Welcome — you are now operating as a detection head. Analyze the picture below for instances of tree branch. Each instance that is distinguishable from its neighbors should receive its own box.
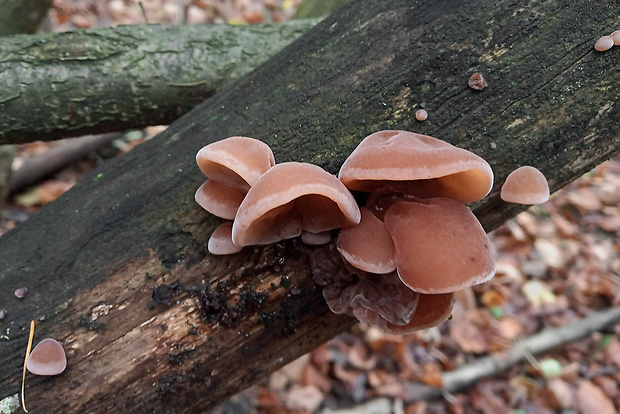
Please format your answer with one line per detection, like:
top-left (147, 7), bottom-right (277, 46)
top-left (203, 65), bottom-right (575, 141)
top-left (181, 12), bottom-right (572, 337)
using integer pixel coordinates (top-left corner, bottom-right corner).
top-left (405, 306), bottom-right (620, 401)
top-left (0, 19), bottom-right (319, 145)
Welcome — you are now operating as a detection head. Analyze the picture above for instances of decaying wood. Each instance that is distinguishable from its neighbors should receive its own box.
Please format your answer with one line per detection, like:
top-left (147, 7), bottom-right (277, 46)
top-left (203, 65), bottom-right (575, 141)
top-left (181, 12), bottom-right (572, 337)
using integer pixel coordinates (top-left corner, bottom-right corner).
top-left (0, 19), bottom-right (318, 145)
top-left (0, 0), bottom-right (619, 412)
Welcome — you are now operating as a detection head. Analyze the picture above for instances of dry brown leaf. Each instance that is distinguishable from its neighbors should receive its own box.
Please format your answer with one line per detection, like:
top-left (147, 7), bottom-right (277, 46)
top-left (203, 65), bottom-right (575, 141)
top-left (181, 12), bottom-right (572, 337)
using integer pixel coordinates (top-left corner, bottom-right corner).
top-left (471, 382), bottom-right (510, 414)
top-left (576, 380), bottom-right (616, 414)
top-left (547, 378), bottom-right (574, 409)
top-left (419, 362), bottom-right (443, 388)
top-left (481, 290), bottom-right (506, 308)
top-left (282, 385), bottom-right (324, 412)
top-left (300, 363), bottom-right (331, 393)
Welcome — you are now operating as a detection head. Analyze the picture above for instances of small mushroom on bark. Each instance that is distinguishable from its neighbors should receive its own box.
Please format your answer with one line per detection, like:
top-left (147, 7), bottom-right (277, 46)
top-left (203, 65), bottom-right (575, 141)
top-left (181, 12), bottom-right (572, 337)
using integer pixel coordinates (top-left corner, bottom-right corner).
top-left (501, 165), bottom-right (550, 204)
top-left (232, 162), bottom-right (361, 246)
top-left (26, 338), bottom-right (67, 376)
top-left (594, 35), bottom-right (614, 51)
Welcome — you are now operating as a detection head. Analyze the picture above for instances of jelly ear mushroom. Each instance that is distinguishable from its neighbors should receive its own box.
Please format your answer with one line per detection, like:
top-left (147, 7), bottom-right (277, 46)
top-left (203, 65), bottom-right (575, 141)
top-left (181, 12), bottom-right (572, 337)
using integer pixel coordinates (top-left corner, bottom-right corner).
top-left (232, 162), bottom-right (361, 246)
top-left (26, 338), bottom-right (66, 376)
top-left (337, 207), bottom-right (396, 274)
top-left (381, 292), bottom-right (455, 334)
top-left (195, 180), bottom-right (246, 220)
top-left (500, 166), bottom-right (550, 205)
top-left (196, 136), bottom-right (275, 192)
top-left (208, 222), bottom-right (243, 255)
top-left (338, 130), bottom-right (493, 203)
top-left (384, 198), bottom-right (495, 294)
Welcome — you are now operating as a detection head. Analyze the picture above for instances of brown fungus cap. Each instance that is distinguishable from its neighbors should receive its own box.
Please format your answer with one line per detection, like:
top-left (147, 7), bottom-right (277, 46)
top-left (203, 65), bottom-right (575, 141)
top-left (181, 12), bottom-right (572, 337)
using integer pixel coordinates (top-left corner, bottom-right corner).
top-left (501, 166), bottom-right (550, 205)
top-left (384, 197), bottom-right (495, 294)
top-left (232, 162), bottom-right (361, 246)
top-left (26, 338), bottom-right (67, 376)
top-left (381, 292), bottom-right (455, 334)
top-left (196, 136), bottom-right (275, 192)
top-left (339, 130), bottom-right (493, 203)
top-left (337, 206), bottom-right (396, 274)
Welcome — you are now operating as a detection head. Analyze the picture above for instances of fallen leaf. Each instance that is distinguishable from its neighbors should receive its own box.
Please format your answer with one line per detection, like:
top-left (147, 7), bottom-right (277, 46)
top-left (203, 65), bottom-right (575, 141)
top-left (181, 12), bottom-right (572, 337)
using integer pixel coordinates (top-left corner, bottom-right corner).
top-left (419, 362), bottom-right (443, 387)
top-left (576, 380), bottom-right (616, 414)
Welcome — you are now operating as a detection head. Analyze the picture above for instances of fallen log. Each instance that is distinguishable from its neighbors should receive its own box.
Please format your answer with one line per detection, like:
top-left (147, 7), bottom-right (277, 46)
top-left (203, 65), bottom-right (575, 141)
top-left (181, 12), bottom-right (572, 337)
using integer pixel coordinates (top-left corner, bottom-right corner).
top-left (0, 0), bottom-right (619, 412)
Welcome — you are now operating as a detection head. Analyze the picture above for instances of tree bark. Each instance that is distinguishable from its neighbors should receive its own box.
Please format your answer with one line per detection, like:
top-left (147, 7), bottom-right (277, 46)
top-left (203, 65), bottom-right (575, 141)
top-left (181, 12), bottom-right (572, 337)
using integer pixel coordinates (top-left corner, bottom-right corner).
top-left (0, 0), bottom-right (53, 36)
top-left (0, 20), bottom-right (318, 145)
top-left (0, 0), bottom-right (619, 413)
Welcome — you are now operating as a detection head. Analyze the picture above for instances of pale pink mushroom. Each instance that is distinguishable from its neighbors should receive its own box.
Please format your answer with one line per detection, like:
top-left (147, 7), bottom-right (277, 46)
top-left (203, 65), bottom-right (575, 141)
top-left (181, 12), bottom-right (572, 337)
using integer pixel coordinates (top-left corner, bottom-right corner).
top-left (338, 130), bottom-right (494, 203)
top-left (232, 162), bottom-right (361, 246)
top-left (208, 222), bottom-right (243, 255)
top-left (500, 166), bottom-right (550, 204)
top-left (196, 136), bottom-right (275, 192)
top-left (383, 198), bottom-right (496, 294)
top-left (612, 30), bottom-right (620, 45)
top-left (594, 35), bottom-right (614, 52)
top-left (195, 180), bottom-right (246, 220)
top-left (195, 137), bottom-right (275, 221)
top-left (415, 109), bottom-right (428, 121)
top-left (26, 338), bottom-right (66, 376)
top-left (301, 230), bottom-right (332, 246)
top-left (337, 207), bottom-right (395, 274)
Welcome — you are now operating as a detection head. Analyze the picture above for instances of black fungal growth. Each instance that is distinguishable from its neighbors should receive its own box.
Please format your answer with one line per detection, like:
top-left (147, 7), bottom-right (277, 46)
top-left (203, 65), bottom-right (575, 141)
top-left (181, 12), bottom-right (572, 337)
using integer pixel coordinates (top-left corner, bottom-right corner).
top-left (150, 282), bottom-right (184, 308)
top-left (192, 284), bottom-right (270, 328)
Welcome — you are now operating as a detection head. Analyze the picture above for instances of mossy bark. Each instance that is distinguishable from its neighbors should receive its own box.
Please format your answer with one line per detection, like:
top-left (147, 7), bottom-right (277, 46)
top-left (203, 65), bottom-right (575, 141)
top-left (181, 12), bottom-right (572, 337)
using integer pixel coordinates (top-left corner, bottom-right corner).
top-left (0, 0), bottom-right (53, 36)
top-left (0, 20), bottom-right (318, 144)
top-left (0, 0), bottom-right (619, 413)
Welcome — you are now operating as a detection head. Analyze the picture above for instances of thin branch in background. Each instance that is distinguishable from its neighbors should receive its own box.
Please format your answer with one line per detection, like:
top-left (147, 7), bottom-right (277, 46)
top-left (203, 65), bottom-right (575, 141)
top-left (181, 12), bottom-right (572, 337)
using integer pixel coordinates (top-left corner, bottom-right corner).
top-left (404, 306), bottom-right (620, 402)
top-left (138, 1), bottom-right (149, 23)
top-left (177, 0), bottom-right (185, 24)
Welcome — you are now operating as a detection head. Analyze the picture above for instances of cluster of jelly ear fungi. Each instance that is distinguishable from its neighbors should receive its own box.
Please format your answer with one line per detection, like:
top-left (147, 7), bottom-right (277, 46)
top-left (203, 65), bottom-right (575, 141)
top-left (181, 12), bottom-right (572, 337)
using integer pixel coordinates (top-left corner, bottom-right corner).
top-left (195, 130), bottom-right (549, 334)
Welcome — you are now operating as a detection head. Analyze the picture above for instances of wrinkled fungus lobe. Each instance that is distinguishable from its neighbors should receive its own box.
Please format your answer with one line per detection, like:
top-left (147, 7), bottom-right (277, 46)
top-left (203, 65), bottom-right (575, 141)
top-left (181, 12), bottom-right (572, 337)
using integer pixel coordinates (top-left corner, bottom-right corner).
top-left (501, 166), bottom-right (550, 205)
top-left (384, 198), bottom-right (496, 294)
top-left (338, 130), bottom-right (493, 202)
top-left (232, 162), bottom-right (361, 246)
top-left (26, 338), bottom-right (66, 376)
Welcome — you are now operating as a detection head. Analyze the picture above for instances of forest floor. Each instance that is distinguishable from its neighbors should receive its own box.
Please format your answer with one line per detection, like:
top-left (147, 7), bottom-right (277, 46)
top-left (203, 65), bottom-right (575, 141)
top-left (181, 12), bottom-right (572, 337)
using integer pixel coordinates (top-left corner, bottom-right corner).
top-left (1, 1), bottom-right (619, 413)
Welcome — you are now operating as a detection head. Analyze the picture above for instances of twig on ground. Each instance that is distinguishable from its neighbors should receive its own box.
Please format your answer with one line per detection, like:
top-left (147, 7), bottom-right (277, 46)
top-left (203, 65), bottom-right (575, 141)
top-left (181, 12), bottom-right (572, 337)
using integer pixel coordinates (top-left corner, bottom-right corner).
top-left (9, 134), bottom-right (119, 195)
top-left (405, 306), bottom-right (620, 401)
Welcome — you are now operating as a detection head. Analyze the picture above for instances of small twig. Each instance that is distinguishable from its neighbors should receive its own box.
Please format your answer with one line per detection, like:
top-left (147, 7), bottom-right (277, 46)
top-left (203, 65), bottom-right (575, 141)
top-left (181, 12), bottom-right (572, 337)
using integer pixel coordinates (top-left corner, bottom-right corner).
top-left (405, 306), bottom-right (620, 401)
top-left (138, 2), bottom-right (149, 24)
